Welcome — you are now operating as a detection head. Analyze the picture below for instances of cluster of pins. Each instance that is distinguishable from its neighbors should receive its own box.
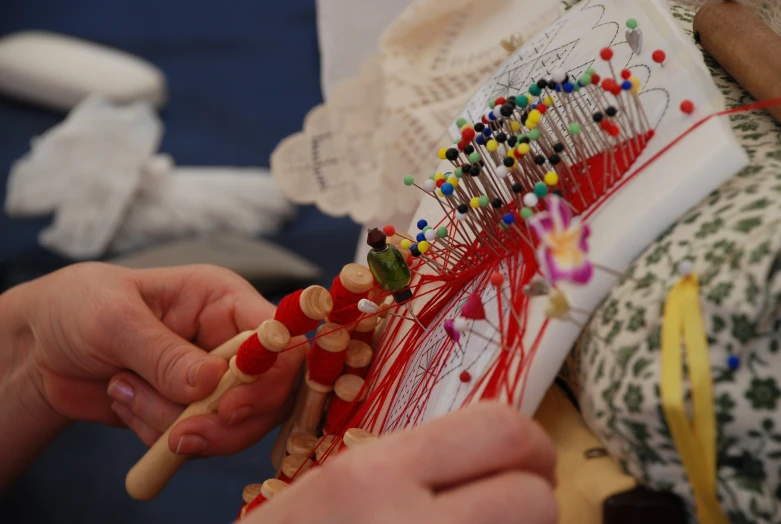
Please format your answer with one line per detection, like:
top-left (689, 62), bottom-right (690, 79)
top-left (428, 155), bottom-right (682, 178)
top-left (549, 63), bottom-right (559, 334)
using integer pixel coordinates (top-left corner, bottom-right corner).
top-left (403, 41), bottom-right (664, 269)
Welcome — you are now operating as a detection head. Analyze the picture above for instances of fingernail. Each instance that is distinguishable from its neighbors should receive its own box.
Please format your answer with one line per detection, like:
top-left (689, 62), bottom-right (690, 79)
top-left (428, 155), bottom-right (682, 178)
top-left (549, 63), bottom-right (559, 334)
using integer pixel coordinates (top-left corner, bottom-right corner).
top-left (111, 402), bottom-right (133, 424)
top-left (187, 359), bottom-right (207, 387)
top-left (229, 405), bottom-right (253, 426)
top-left (108, 380), bottom-right (135, 404)
top-left (176, 434), bottom-right (208, 455)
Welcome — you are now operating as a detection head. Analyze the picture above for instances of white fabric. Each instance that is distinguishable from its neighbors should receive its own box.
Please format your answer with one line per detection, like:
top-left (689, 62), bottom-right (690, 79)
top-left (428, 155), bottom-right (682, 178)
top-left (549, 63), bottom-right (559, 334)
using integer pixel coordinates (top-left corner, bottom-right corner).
top-left (5, 96), bottom-right (294, 259)
top-left (316, 0), bottom-right (414, 100)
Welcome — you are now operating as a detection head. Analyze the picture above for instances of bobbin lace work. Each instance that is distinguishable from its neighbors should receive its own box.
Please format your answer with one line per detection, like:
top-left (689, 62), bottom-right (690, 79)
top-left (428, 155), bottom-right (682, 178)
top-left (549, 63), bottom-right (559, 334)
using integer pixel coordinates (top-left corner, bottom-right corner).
top-left (270, 0), bottom-right (565, 224)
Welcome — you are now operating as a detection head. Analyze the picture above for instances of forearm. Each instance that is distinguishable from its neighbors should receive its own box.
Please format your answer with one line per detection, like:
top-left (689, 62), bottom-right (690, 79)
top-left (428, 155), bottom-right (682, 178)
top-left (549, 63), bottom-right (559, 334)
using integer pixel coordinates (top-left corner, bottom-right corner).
top-left (0, 282), bottom-right (68, 491)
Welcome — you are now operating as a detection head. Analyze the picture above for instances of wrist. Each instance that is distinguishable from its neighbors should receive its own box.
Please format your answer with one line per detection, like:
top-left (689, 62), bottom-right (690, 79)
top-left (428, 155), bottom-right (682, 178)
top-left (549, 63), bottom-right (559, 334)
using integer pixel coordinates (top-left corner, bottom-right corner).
top-left (0, 282), bottom-right (68, 490)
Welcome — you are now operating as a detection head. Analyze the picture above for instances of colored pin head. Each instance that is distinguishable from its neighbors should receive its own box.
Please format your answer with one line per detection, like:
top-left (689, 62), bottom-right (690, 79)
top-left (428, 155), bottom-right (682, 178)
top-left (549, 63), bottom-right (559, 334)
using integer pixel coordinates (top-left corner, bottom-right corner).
top-left (404, 175), bottom-right (415, 186)
top-left (680, 100), bottom-right (695, 115)
top-left (358, 299), bottom-right (380, 315)
top-left (462, 293), bottom-right (486, 320)
top-left (490, 272), bottom-right (504, 287)
top-left (652, 49), bottom-right (666, 64)
top-left (600, 47), bottom-right (614, 61)
top-left (383, 225), bottom-right (396, 237)
top-left (436, 227), bottom-right (448, 239)
top-left (443, 319), bottom-right (460, 343)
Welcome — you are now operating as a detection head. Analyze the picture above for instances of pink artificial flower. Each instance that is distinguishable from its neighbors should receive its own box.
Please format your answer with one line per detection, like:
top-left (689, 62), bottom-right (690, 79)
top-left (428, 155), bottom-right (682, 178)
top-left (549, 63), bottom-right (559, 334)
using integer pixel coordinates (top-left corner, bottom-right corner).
top-left (528, 195), bottom-right (593, 285)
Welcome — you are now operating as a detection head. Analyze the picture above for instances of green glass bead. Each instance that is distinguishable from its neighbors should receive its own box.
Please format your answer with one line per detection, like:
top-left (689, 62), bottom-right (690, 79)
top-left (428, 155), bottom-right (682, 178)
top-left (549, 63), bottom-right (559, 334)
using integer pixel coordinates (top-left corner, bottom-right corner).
top-left (534, 182), bottom-right (548, 197)
top-left (529, 84), bottom-right (542, 97)
top-left (436, 226), bottom-right (448, 238)
top-left (516, 96), bottom-right (529, 108)
top-left (488, 100), bottom-right (496, 109)
top-left (367, 245), bottom-right (411, 292)
top-left (529, 130), bottom-right (541, 141)
top-left (456, 117), bottom-right (467, 128)
top-left (468, 152), bottom-right (481, 163)
top-left (404, 175), bottom-right (415, 186)
top-left (586, 67), bottom-right (596, 75)
top-left (626, 18), bottom-right (638, 29)
top-left (478, 195), bottom-right (490, 207)
top-left (454, 167), bottom-right (464, 178)
top-left (569, 123), bottom-right (582, 135)
top-left (521, 207), bottom-right (533, 220)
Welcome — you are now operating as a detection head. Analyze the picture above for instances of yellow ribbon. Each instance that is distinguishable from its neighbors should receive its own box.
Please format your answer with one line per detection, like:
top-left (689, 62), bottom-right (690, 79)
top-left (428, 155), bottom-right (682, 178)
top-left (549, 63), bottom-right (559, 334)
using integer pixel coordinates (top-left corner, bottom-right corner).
top-left (660, 275), bottom-right (728, 523)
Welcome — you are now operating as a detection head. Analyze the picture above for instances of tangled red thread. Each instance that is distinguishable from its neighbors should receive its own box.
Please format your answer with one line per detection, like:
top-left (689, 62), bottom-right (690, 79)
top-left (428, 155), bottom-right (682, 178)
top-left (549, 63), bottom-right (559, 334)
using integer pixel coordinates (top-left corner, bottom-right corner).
top-left (275, 290), bottom-right (321, 336)
top-left (235, 333), bottom-right (278, 376)
top-left (328, 276), bottom-right (369, 324)
top-left (308, 343), bottom-right (347, 386)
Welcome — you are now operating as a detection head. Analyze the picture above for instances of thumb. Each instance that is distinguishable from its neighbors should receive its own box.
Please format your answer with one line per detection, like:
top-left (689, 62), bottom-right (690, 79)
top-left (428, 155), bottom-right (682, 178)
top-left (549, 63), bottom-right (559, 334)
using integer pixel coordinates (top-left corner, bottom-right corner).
top-left (116, 308), bottom-right (228, 405)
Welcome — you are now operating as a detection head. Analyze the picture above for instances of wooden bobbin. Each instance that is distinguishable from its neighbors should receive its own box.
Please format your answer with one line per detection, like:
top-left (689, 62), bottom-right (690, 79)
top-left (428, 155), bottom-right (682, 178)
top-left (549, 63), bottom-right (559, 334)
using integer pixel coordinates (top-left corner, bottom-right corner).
top-left (339, 263), bottom-right (375, 294)
top-left (286, 433), bottom-right (318, 457)
top-left (294, 373), bottom-right (334, 435)
top-left (694, 1), bottom-right (781, 125)
top-left (315, 434), bottom-right (339, 463)
top-left (342, 428), bottom-right (377, 449)
top-left (354, 314), bottom-right (378, 334)
top-left (281, 454), bottom-right (314, 479)
top-left (315, 322), bottom-right (350, 352)
top-left (125, 320), bottom-right (290, 501)
top-left (345, 340), bottom-right (373, 370)
top-left (299, 285), bottom-right (333, 321)
top-left (210, 330), bottom-right (254, 360)
top-left (333, 373), bottom-right (365, 403)
top-left (242, 483), bottom-right (264, 504)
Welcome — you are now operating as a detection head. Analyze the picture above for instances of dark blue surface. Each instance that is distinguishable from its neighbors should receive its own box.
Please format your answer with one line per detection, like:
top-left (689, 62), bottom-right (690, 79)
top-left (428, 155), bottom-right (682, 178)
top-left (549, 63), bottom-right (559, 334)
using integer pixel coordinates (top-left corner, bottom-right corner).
top-left (0, 1), bottom-right (361, 522)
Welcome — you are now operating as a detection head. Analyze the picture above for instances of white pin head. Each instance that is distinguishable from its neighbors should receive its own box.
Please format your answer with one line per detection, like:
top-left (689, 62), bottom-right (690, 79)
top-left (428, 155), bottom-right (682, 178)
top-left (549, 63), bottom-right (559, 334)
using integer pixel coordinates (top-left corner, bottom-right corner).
top-left (677, 260), bottom-right (694, 276)
top-left (358, 299), bottom-right (380, 314)
top-left (523, 193), bottom-right (539, 208)
top-left (423, 179), bottom-right (437, 192)
top-left (424, 229), bottom-right (437, 242)
top-left (496, 165), bottom-right (510, 179)
top-left (453, 317), bottom-right (468, 333)
top-left (455, 211), bottom-right (467, 222)
top-left (551, 69), bottom-right (566, 84)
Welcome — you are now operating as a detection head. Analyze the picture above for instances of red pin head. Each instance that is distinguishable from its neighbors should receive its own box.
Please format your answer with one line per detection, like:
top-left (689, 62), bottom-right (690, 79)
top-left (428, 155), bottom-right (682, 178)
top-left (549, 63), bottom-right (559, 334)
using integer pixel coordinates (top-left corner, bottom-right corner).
top-left (600, 47), bottom-right (614, 61)
top-left (680, 100), bottom-right (695, 114)
top-left (383, 225), bottom-right (396, 237)
top-left (461, 293), bottom-right (486, 320)
top-left (538, 104), bottom-right (548, 115)
top-left (461, 128), bottom-right (476, 141)
top-left (490, 272), bottom-right (505, 287)
top-left (652, 49), bottom-right (666, 64)
top-left (457, 140), bottom-right (467, 151)
top-left (495, 97), bottom-right (506, 105)
top-left (436, 178), bottom-right (445, 188)
top-left (621, 69), bottom-right (631, 80)
top-left (591, 73), bottom-right (601, 85)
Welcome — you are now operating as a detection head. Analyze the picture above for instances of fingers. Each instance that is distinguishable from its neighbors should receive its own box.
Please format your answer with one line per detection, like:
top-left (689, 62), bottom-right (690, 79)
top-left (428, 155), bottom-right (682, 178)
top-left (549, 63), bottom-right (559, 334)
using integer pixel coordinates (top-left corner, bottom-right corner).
top-left (168, 402), bottom-right (292, 455)
top-left (216, 340), bottom-right (306, 426)
top-left (40, 373), bottom-right (123, 427)
top-left (107, 372), bottom-right (183, 433)
top-left (434, 471), bottom-right (557, 524)
top-left (352, 402), bottom-right (556, 490)
top-left (110, 401), bottom-right (164, 447)
top-left (113, 305), bottom-right (229, 405)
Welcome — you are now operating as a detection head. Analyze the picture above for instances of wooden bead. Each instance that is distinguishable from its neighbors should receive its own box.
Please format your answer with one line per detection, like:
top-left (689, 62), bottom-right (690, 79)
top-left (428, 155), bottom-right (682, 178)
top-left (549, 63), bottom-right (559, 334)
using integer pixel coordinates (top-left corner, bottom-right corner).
top-left (340, 263), bottom-right (375, 294)
top-left (378, 302), bottom-right (391, 320)
top-left (342, 428), bottom-right (377, 449)
top-left (345, 340), bottom-right (373, 369)
top-left (299, 285), bottom-right (333, 321)
top-left (281, 454), bottom-right (314, 479)
top-left (257, 319), bottom-right (291, 352)
top-left (354, 315), bottom-right (378, 333)
top-left (334, 374), bottom-right (365, 402)
top-left (315, 434), bottom-right (339, 462)
top-left (286, 434), bottom-right (318, 457)
top-left (315, 322), bottom-right (350, 352)
top-left (261, 478), bottom-right (289, 500)
top-left (242, 483), bottom-right (263, 504)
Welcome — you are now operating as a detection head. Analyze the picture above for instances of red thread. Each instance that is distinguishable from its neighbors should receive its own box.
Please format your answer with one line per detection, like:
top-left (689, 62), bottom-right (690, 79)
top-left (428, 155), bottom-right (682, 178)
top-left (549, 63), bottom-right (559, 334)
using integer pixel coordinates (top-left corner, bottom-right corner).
top-left (275, 290), bottom-right (320, 336)
top-left (277, 472), bottom-right (291, 483)
top-left (323, 396), bottom-right (358, 435)
top-left (235, 333), bottom-right (278, 376)
top-left (308, 343), bottom-right (346, 386)
top-left (328, 276), bottom-right (370, 325)
top-left (351, 329), bottom-right (374, 346)
top-left (243, 493), bottom-right (267, 518)
top-left (343, 365), bottom-right (369, 378)
top-left (238, 504), bottom-right (247, 520)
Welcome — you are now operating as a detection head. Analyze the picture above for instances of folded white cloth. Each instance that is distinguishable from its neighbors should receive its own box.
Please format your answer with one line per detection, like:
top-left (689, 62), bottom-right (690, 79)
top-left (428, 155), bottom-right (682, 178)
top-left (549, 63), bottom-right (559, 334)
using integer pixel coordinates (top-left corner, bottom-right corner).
top-left (5, 95), bottom-right (294, 259)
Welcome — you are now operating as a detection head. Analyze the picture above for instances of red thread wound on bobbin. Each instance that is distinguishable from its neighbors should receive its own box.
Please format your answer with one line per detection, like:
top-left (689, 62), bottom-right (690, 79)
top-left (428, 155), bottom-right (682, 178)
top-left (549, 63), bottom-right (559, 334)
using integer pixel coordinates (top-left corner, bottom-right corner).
top-left (243, 494), bottom-right (268, 518)
top-left (343, 365), bottom-right (368, 378)
top-left (308, 343), bottom-right (346, 385)
top-left (235, 333), bottom-right (278, 376)
top-left (275, 290), bottom-right (320, 336)
top-left (328, 275), bottom-right (370, 325)
top-left (323, 396), bottom-right (359, 435)
top-left (350, 329), bottom-right (374, 346)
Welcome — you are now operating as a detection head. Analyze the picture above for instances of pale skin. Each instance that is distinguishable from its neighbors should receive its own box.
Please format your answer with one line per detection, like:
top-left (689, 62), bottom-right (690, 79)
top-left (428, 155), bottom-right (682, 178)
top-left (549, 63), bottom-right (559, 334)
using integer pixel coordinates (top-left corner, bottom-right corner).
top-left (0, 262), bottom-right (558, 523)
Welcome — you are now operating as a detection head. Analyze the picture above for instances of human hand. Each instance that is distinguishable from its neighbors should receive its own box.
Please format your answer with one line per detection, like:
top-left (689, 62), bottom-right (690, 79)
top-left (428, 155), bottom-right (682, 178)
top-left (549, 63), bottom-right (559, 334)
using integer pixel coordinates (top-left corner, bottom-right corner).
top-left (245, 402), bottom-right (558, 524)
top-left (15, 262), bottom-right (304, 456)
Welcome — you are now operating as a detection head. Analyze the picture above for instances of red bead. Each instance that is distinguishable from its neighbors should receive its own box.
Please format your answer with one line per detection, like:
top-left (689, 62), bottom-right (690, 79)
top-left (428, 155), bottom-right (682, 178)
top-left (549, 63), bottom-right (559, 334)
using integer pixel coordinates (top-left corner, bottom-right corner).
top-left (462, 128), bottom-right (476, 141)
top-left (621, 69), bottom-right (631, 80)
top-left (481, 115), bottom-right (490, 125)
top-left (459, 371), bottom-right (472, 383)
top-left (383, 225), bottom-right (395, 237)
top-left (591, 73), bottom-right (601, 85)
top-left (457, 140), bottom-right (467, 151)
top-left (495, 97), bottom-right (506, 105)
top-left (436, 178), bottom-right (445, 188)
top-left (490, 272), bottom-right (505, 287)
top-left (513, 148), bottom-right (524, 159)
top-left (609, 124), bottom-right (621, 137)
top-left (601, 78), bottom-right (615, 90)
top-left (538, 105), bottom-right (548, 115)
top-left (600, 120), bottom-right (611, 131)
top-left (652, 50), bottom-right (666, 63)
top-left (610, 84), bottom-right (622, 96)
top-left (680, 100), bottom-right (695, 114)
top-left (600, 47), bottom-right (614, 61)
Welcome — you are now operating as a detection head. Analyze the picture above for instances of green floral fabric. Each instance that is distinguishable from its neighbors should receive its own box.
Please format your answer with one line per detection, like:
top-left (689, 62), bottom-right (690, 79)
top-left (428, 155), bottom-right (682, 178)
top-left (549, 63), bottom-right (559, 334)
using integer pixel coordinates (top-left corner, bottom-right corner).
top-left (572, 4), bottom-right (781, 522)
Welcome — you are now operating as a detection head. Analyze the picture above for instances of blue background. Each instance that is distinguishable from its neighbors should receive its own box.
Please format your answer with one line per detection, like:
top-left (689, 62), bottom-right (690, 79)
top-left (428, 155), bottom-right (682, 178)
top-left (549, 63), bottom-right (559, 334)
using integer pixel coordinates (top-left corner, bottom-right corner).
top-left (0, 1), bottom-right (361, 521)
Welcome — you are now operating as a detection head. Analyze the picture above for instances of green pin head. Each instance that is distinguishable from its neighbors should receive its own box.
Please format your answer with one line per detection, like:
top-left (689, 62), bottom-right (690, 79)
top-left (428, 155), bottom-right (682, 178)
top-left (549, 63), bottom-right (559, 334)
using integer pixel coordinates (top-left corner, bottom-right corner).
top-left (436, 226), bottom-right (448, 239)
top-left (468, 152), bottom-right (482, 164)
top-left (516, 95), bottom-right (529, 108)
top-left (534, 182), bottom-right (548, 198)
top-left (404, 175), bottom-right (415, 186)
top-left (529, 84), bottom-right (542, 97)
top-left (521, 207), bottom-right (534, 220)
top-left (456, 117), bottom-right (467, 128)
top-left (568, 123), bottom-right (582, 136)
top-left (586, 67), bottom-right (597, 75)
top-left (478, 195), bottom-right (490, 208)
top-left (488, 100), bottom-right (496, 109)
top-left (454, 167), bottom-right (464, 178)
top-left (626, 18), bottom-right (638, 30)
top-left (529, 129), bottom-right (541, 141)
